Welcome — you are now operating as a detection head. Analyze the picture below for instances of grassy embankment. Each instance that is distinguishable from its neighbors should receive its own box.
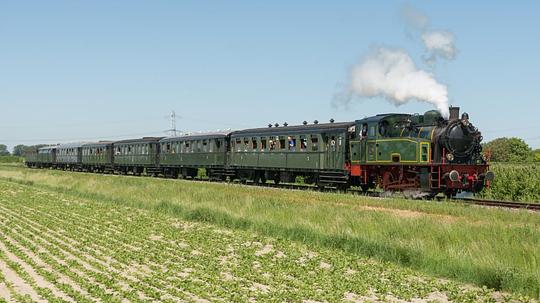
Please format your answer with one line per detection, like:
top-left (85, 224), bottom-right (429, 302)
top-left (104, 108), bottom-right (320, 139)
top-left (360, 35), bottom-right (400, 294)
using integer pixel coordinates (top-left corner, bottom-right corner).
top-left (0, 164), bottom-right (539, 299)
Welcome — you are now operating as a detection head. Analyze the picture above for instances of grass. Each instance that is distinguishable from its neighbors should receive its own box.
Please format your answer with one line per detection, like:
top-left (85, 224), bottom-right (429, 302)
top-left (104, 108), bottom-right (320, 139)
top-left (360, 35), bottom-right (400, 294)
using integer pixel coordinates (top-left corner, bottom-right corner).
top-left (1, 179), bottom-right (529, 302)
top-left (1, 165), bottom-right (540, 299)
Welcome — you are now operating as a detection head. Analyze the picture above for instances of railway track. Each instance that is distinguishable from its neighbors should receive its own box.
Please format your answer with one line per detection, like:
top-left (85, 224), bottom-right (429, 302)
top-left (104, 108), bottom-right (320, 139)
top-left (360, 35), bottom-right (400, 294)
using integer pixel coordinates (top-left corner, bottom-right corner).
top-left (456, 198), bottom-right (540, 211)
top-left (235, 179), bottom-right (540, 211)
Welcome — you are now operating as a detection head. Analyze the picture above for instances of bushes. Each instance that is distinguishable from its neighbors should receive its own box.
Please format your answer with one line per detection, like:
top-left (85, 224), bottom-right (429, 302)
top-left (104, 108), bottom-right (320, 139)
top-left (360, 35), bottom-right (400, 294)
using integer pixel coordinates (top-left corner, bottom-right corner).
top-left (480, 163), bottom-right (540, 202)
top-left (0, 156), bottom-right (23, 163)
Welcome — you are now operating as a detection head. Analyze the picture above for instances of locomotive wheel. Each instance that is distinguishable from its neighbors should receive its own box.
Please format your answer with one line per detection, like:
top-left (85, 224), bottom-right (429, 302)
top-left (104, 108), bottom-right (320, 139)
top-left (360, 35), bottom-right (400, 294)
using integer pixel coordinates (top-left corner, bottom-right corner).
top-left (360, 184), bottom-right (371, 192)
top-left (382, 171), bottom-right (396, 190)
top-left (445, 189), bottom-right (457, 199)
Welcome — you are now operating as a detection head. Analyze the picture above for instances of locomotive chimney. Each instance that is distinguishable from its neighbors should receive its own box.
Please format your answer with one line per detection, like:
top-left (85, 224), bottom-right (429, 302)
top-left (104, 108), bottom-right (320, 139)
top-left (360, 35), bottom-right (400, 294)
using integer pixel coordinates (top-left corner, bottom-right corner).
top-left (449, 106), bottom-right (460, 120)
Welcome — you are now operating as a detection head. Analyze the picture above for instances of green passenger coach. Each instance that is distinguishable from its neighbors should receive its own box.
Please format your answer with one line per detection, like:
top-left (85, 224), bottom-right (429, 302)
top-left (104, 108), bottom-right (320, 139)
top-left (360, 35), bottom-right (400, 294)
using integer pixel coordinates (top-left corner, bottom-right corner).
top-left (229, 121), bottom-right (354, 186)
top-left (56, 143), bottom-right (84, 169)
top-left (159, 132), bottom-right (229, 179)
top-left (24, 148), bottom-right (38, 167)
top-left (37, 146), bottom-right (57, 168)
top-left (113, 137), bottom-right (162, 175)
top-left (81, 141), bottom-right (114, 172)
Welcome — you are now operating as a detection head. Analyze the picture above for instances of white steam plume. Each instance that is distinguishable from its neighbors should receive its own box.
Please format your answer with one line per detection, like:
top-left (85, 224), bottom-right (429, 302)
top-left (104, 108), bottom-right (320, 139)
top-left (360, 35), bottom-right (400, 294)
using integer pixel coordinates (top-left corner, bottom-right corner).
top-left (400, 5), bottom-right (458, 63)
top-left (401, 4), bottom-right (430, 31)
top-left (421, 31), bottom-right (457, 62)
top-left (349, 47), bottom-right (449, 118)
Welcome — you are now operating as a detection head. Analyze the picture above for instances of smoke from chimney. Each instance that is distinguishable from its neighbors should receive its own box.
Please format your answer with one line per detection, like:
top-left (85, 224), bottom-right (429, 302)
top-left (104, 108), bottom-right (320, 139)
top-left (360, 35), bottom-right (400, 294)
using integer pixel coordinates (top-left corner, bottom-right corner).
top-left (401, 5), bottom-right (458, 64)
top-left (333, 5), bottom-right (456, 119)
top-left (347, 47), bottom-right (450, 119)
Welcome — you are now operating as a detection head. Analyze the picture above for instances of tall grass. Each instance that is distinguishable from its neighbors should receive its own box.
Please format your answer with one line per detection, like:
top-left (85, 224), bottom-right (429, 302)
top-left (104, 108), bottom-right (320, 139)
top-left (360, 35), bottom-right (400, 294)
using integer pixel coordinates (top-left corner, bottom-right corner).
top-left (0, 165), bottom-right (539, 298)
top-left (481, 163), bottom-right (540, 202)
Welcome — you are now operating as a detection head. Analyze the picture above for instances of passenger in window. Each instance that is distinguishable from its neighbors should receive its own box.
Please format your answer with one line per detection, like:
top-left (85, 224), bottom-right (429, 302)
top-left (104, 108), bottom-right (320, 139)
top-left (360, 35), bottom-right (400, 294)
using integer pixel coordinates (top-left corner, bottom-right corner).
top-left (288, 136), bottom-right (296, 151)
top-left (300, 138), bottom-right (307, 150)
top-left (361, 124), bottom-right (368, 139)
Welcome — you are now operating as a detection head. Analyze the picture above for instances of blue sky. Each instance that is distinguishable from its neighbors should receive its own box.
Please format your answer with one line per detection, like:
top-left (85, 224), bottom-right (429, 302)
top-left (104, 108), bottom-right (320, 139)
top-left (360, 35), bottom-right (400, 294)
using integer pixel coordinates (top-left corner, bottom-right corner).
top-left (1, 1), bottom-right (539, 150)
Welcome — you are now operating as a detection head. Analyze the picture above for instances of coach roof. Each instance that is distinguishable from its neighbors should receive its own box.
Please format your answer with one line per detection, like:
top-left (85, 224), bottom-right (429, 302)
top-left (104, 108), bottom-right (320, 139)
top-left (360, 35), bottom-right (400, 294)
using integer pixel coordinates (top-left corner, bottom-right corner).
top-left (160, 131), bottom-right (230, 143)
top-left (82, 141), bottom-right (114, 148)
top-left (38, 145), bottom-right (58, 151)
top-left (57, 142), bottom-right (88, 149)
top-left (113, 137), bottom-right (164, 144)
top-left (231, 121), bottom-right (354, 137)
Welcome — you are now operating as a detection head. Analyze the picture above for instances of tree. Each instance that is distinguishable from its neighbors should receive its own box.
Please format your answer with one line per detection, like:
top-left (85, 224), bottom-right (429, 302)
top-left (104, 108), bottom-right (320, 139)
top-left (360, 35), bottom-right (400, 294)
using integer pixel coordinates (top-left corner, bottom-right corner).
top-left (483, 137), bottom-right (531, 162)
top-left (12, 144), bottom-right (28, 157)
top-left (0, 144), bottom-right (10, 156)
top-left (533, 149), bottom-right (540, 162)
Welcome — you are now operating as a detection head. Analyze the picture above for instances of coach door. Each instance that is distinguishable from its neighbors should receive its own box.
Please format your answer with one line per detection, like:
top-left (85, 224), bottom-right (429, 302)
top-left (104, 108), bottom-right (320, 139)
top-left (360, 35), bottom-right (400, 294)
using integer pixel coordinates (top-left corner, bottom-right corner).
top-left (324, 133), bottom-right (341, 169)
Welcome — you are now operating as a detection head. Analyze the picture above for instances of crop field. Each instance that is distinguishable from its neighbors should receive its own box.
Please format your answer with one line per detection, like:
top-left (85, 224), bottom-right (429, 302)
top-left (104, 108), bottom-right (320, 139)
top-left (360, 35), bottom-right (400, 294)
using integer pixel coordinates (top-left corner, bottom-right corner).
top-left (0, 165), bottom-right (539, 302)
top-left (2, 180), bottom-right (530, 302)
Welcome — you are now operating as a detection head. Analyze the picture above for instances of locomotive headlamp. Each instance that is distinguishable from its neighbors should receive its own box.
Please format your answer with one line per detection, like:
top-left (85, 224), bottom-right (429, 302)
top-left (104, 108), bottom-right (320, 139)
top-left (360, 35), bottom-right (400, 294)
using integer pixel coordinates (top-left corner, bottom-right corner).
top-left (446, 153), bottom-right (454, 161)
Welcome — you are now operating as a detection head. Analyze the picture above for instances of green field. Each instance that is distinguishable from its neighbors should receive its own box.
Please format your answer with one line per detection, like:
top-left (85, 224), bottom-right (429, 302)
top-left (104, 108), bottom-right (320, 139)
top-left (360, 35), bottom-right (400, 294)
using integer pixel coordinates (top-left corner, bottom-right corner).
top-left (0, 165), bottom-right (539, 302)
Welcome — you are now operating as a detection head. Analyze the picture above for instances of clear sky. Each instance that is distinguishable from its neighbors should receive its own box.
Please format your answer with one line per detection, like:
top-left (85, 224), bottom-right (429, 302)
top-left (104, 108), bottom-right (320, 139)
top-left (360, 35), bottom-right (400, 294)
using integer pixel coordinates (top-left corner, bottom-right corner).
top-left (1, 1), bottom-right (539, 150)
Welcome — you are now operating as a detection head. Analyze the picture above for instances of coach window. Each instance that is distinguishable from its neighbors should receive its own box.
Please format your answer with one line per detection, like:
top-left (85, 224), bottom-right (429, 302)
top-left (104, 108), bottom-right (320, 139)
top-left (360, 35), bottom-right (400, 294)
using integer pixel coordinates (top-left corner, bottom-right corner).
top-left (261, 138), bottom-right (267, 150)
top-left (203, 140), bottom-right (208, 152)
top-left (330, 136), bottom-right (337, 151)
top-left (215, 139), bottom-right (222, 151)
top-left (288, 136), bottom-right (296, 151)
top-left (242, 138), bottom-right (249, 151)
top-left (279, 137), bottom-right (286, 150)
top-left (251, 137), bottom-right (257, 151)
top-left (300, 136), bottom-right (307, 151)
top-left (311, 136), bottom-right (319, 151)
top-left (235, 139), bottom-right (241, 152)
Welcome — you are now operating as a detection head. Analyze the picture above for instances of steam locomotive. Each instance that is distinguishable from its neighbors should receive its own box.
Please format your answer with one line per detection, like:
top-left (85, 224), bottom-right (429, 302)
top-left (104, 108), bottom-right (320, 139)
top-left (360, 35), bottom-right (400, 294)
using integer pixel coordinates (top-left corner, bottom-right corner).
top-left (24, 106), bottom-right (493, 198)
